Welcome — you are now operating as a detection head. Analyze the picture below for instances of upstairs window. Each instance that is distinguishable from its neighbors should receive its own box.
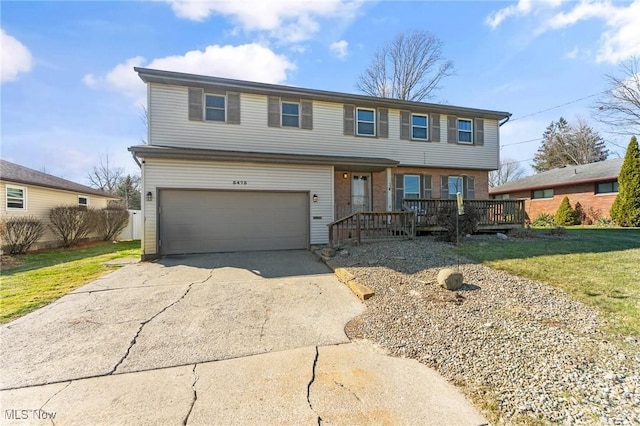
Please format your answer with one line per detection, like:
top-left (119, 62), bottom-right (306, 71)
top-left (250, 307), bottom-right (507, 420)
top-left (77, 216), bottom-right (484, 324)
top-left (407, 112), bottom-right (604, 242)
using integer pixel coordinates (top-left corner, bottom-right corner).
top-left (596, 181), bottom-right (618, 194)
top-left (412, 114), bottom-right (428, 140)
top-left (532, 189), bottom-right (554, 199)
top-left (6, 186), bottom-right (25, 210)
top-left (78, 196), bottom-right (89, 210)
top-left (281, 102), bottom-right (300, 128)
top-left (356, 108), bottom-right (376, 136)
top-left (205, 94), bottom-right (225, 122)
top-left (458, 119), bottom-right (473, 144)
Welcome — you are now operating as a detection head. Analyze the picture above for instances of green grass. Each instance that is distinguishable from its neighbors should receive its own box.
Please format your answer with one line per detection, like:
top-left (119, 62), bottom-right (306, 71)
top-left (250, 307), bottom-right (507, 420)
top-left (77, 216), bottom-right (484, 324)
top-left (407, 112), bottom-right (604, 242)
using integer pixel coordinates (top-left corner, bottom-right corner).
top-left (460, 228), bottom-right (640, 336)
top-left (0, 240), bottom-right (141, 324)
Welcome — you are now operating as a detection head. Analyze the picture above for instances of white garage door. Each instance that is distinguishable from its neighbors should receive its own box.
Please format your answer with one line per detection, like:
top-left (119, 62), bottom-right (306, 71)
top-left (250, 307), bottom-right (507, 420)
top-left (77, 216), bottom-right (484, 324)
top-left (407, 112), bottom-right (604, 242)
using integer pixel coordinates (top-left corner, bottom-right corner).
top-left (159, 190), bottom-right (308, 254)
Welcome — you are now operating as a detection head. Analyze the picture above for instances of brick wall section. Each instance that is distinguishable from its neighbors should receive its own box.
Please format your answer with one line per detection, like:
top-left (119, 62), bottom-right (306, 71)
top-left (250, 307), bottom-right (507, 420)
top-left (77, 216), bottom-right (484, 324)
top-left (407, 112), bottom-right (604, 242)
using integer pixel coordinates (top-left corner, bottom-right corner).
top-left (506, 182), bottom-right (617, 222)
top-left (334, 168), bottom-right (489, 217)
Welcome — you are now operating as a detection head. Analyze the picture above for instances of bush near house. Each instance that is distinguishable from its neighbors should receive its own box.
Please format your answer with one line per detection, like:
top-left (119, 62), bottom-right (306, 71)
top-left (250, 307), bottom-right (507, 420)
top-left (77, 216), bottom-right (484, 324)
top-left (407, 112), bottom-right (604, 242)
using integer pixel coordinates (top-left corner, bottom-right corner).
top-left (49, 206), bottom-right (100, 248)
top-left (95, 207), bottom-right (129, 241)
top-left (555, 196), bottom-right (579, 226)
top-left (531, 213), bottom-right (555, 227)
top-left (0, 217), bottom-right (46, 254)
top-left (610, 135), bottom-right (640, 227)
top-left (435, 203), bottom-right (480, 242)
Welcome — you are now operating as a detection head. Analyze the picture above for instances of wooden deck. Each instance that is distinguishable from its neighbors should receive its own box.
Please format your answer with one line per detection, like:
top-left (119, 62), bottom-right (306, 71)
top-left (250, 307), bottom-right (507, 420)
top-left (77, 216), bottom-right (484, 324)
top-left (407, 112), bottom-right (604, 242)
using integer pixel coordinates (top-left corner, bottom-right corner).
top-left (328, 211), bottom-right (416, 247)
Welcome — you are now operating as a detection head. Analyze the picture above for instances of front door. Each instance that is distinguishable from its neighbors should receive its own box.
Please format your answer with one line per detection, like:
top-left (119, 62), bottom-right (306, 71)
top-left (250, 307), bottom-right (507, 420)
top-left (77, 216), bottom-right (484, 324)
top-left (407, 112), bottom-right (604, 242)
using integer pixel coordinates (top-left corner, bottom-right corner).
top-left (351, 174), bottom-right (371, 213)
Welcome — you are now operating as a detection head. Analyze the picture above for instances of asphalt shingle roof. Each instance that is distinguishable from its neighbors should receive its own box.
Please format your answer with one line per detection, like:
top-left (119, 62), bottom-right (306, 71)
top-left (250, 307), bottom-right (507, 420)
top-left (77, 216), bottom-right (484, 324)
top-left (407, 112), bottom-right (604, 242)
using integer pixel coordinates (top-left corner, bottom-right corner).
top-left (0, 159), bottom-right (117, 199)
top-left (490, 158), bottom-right (623, 195)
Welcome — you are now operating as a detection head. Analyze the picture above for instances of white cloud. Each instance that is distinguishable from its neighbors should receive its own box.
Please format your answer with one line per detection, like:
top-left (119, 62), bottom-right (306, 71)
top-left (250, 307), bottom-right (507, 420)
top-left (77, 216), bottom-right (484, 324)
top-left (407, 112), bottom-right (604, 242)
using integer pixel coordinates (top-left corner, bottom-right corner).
top-left (163, 0), bottom-right (362, 43)
top-left (329, 40), bottom-right (348, 59)
top-left (565, 46), bottom-right (579, 59)
top-left (83, 43), bottom-right (295, 106)
top-left (486, 0), bottom-right (640, 64)
top-left (1, 29), bottom-right (33, 83)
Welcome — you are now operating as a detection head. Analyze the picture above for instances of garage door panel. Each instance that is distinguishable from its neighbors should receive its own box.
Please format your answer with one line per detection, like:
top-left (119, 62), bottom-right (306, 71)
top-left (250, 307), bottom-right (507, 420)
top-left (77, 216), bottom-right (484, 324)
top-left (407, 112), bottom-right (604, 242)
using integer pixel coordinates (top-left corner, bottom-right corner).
top-left (159, 190), bottom-right (308, 254)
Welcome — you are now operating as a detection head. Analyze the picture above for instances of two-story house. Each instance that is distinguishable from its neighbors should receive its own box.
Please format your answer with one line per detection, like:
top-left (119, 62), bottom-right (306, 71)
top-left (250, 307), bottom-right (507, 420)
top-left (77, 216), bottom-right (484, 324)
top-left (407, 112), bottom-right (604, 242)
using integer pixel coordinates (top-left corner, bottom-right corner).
top-left (130, 67), bottom-right (510, 259)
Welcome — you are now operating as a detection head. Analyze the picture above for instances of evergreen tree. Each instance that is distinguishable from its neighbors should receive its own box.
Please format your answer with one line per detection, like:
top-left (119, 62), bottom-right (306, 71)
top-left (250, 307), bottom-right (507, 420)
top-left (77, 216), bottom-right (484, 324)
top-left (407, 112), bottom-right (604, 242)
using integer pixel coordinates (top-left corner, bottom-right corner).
top-left (533, 117), bottom-right (609, 172)
top-left (554, 196), bottom-right (578, 226)
top-left (115, 175), bottom-right (142, 210)
top-left (610, 136), bottom-right (640, 227)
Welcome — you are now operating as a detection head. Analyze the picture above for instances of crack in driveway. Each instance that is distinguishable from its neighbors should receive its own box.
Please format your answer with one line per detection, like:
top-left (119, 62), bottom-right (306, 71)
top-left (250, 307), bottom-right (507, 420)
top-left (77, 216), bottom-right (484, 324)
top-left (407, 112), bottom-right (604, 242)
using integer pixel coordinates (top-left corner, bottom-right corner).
top-left (183, 364), bottom-right (199, 425)
top-left (306, 346), bottom-right (323, 425)
top-left (108, 272), bottom-right (213, 375)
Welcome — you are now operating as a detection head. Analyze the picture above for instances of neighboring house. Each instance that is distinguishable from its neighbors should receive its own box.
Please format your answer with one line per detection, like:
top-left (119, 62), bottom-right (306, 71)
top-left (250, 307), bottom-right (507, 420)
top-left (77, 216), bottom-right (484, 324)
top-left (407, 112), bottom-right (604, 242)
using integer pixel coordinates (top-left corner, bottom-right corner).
top-left (129, 67), bottom-right (511, 259)
top-left (0, 160), bottom-right (118, 250)
top-left (489, 158), bottom-right (623, 222)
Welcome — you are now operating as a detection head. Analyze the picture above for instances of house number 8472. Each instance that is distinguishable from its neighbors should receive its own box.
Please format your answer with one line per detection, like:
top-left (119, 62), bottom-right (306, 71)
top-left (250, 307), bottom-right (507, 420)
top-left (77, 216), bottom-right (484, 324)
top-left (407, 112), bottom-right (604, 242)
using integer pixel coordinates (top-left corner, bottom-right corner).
top-left (233, 180), bottom-right (248, 185)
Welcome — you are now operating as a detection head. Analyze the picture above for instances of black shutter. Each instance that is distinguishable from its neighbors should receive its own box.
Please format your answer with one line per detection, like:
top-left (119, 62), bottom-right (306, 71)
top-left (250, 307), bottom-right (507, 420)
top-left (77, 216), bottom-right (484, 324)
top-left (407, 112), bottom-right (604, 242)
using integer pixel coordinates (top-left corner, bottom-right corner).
top-left (268, 96), bottom-right (280, 127)
top-left (344, 104), bottom-right (355, 135)
top-left (395, 174), bottom-right (404, 210)
top-left (378, 108), bottom-right (388, 138)
top-left (430, 114), bottom-right (440, 142)
top-left (440, 175), bottom-right (449, 199)
top-left (188, 88), bottom-right (203, 121)
top-left (474, 119), bottom-right (484, 146)
top-left (227, 92), bottom-right (240, 124)
top-left (400, 111), bottom-right (410, 140)
top-left (423, 174), bottom-right (432, 198)
top-left (301, 100), bottom-right (313, 130)
top-left (465, 176), bottom-right (475, 199)
top-left (447, 116), bottom-right (457, 144)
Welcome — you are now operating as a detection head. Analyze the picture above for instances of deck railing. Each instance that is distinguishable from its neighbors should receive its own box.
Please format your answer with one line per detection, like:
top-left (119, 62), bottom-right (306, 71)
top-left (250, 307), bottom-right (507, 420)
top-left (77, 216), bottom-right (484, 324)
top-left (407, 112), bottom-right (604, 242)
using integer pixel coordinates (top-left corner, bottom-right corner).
top-left (328, 211), bottom-right (416, 247)
top-left (401, 199), bottom-right (526, 228)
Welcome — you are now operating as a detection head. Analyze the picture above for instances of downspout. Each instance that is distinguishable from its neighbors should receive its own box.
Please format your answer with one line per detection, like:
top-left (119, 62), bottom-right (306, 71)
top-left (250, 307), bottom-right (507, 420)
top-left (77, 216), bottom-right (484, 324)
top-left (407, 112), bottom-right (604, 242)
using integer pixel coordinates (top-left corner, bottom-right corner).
top-left (131, 151), bottom-right (142, 168)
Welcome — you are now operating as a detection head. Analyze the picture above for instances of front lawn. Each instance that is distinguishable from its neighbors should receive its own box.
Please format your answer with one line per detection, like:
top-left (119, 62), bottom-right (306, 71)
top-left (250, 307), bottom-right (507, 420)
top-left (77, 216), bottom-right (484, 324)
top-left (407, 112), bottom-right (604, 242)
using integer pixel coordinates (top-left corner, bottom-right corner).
top-left (460, 228), bottom-right (640, 336)
top-left (0, 240), bottom-right (141, 324)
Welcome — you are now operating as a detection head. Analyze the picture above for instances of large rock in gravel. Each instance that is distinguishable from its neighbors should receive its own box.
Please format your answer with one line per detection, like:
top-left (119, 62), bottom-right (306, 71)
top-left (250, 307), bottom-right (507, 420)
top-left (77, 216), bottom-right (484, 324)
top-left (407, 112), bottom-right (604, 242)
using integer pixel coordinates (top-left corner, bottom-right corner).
top-left (438, 268), bottom-right (464, 290)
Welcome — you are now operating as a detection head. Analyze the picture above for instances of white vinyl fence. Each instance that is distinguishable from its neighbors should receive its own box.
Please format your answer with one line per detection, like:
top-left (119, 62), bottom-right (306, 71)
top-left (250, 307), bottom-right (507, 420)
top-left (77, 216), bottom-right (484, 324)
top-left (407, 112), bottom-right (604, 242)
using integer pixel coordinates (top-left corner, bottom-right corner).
top-left (117, 210), bottom-right (142, 240)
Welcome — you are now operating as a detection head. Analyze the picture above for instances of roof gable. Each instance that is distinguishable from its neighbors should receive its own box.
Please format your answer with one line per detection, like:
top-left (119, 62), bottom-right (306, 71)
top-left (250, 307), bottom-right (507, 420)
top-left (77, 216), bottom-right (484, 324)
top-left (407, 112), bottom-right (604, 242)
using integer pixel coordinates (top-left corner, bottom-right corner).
top-left (0, 160), bottom-right (117, 199)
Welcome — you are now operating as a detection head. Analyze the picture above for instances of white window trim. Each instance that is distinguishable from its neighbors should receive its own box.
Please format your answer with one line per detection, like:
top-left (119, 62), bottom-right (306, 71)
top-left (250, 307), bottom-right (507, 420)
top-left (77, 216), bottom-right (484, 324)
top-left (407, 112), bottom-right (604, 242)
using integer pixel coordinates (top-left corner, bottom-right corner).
top-left (78, 196), bottom-right (89, 208)
top-left (281, 101), bottom-right (300, 128)
top-left (458, 118), bottom-right (473, 144)
top-left (448, 176), bottom-right (464, 199)
top-left (6, 185), bottom-right (27, 211)
top-left (404, 175), bottom-right (421, 199)
top-left (411, 113), bottom-right (429, 141)
top-left (356, 107), bottom-right (376, 137)
top-left (204, 93), bottom-right (226, 122)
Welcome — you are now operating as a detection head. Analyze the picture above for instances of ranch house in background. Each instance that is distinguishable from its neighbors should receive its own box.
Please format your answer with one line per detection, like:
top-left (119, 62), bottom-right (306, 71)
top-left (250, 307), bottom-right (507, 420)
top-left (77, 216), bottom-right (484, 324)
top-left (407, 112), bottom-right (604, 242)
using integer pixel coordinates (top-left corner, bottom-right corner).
top-left (130, 67), bottom-right (516, 259)
top-left (489, 158), bottom-right (623, 223)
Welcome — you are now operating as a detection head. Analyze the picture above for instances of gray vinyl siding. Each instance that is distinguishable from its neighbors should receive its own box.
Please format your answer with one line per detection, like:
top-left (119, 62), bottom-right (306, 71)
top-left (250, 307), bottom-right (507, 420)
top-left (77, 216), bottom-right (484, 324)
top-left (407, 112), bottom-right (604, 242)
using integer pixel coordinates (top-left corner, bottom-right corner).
top-left (141, 158), bottom-right (333, 256)
top-left (148, 84), bottom-right (500, 170)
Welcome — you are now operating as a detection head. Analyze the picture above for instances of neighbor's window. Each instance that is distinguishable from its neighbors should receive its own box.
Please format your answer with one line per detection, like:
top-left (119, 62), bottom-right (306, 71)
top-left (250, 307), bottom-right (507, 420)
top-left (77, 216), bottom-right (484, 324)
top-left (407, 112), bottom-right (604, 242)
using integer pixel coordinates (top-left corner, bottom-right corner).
top-left (596, 181), bottom-right (619, 194)
top-left (448, 176), bottom-right (464, 199)
top-left (6, 186), bottom-right (25, 210)
top-left (412, 114), bottom-right (428, 140)
top-left (356, 108), bottom-right (376, 136)
top-left (532, 189), bottom-right (554, 199)
top-left (281, 102), bottom-right (300, 128)
top-left (458, 119), bottom-right (473, 144)
top-left (493, 194), bottom-right (511, 200)
top-left (404, 175), bottom-right (421, 199)
top-left (205, 94), bottom-right (225, 122)
top-left (78, 196), bottom-right (88, 210)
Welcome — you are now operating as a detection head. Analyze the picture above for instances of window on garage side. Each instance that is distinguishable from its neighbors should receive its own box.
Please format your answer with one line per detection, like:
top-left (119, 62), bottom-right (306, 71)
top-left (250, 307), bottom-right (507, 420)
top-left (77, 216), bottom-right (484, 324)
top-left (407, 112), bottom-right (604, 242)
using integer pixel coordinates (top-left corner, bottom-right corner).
top-left (6, 186), bottom-right (26, 210)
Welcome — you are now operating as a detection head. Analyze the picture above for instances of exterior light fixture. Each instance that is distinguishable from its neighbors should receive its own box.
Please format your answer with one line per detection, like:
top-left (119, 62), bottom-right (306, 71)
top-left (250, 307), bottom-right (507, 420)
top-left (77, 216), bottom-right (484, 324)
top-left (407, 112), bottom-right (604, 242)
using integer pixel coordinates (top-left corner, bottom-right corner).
top-left (312, 194), bottom-right (318, 203)
top-left (343, 172), bottom-right (349, 179)
top-left (146, 191), bottom-right (153, 202)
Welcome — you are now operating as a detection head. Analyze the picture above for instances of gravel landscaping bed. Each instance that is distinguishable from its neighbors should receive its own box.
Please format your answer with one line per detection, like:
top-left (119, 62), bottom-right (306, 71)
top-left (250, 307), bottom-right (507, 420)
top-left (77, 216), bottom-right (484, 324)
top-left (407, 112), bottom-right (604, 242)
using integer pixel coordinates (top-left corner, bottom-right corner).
top-left (327, 237), bottom-right (640, 425)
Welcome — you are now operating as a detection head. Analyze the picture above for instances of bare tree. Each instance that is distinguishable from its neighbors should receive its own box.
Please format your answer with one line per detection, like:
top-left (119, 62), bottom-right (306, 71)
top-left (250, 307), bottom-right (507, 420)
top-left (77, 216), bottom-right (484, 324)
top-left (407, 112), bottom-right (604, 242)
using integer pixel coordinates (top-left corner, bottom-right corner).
top-left (356, 31), bottom-right (454, 101)
top-left (87, 153), bottom-right (123, 193)
top-left (489, 158), bottom-right (526, 188)
top-left (593, 56), bottom-right (640, 135)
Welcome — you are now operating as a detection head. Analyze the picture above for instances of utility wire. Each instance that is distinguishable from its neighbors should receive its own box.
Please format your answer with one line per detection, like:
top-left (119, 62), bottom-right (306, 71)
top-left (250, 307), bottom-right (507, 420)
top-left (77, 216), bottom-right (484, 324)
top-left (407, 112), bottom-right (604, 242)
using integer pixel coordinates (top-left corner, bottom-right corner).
top-left (508, 90), bottom-right (608, 122)
top-left (501, 137), bottom-right (542, 148)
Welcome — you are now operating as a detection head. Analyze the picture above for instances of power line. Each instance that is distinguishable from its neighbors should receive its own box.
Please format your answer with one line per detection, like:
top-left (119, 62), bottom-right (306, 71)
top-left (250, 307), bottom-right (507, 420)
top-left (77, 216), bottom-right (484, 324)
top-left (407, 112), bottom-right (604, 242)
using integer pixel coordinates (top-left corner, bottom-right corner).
top-left (501, 137), bottom-right (542, 148)
top-left (508, 90), bottom-right (608, 122)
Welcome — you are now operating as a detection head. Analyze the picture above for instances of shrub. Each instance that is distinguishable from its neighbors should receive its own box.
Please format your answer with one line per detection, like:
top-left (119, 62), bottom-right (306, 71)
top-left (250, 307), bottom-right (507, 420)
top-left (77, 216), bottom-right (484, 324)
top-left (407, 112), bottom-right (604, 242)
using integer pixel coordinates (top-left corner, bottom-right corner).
top-left (531, 213), bottom-right (555, 228)
top-left (95, 207), bottom-right (129, 241)
top-left (594, 216), bottom-right (615, 227)
top-left (0, 216), bottom-right (45, 254)
top-left (49, 206), bottom-right (99, 248)
top-left (554, 196), bottom-right (578, 226)
top-left (611, 136), bottom-right (640, 227)
top-left (435, 203), bottom-right (480, 242)
top-left (508, 227), bottom-right (535, 239)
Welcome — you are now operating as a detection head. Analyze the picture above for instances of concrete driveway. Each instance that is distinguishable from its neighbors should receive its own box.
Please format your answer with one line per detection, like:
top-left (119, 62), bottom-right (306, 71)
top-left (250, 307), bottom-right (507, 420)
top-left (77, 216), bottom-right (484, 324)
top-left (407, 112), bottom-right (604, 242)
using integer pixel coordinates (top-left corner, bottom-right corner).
top-left (0, 251), bottom-right (487, 425)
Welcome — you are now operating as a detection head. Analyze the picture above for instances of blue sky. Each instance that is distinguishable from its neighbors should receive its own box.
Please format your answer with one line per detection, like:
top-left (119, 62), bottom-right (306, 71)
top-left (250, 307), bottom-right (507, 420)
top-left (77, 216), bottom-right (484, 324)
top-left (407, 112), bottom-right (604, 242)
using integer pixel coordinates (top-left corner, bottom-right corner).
top-left (2, 0), bottom-right (639, 184)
